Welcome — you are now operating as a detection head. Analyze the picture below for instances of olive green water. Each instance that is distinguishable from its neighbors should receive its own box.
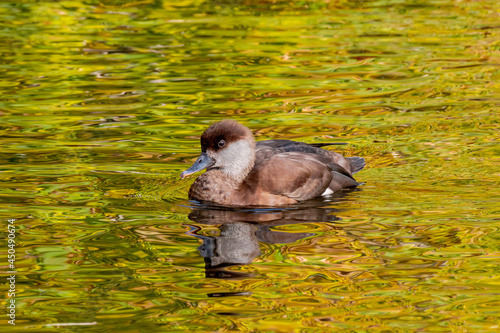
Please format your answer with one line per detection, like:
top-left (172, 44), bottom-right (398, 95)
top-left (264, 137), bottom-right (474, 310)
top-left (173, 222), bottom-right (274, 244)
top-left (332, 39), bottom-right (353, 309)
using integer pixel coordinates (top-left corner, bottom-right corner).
top-left (1, 0), bottom-right (499, 332)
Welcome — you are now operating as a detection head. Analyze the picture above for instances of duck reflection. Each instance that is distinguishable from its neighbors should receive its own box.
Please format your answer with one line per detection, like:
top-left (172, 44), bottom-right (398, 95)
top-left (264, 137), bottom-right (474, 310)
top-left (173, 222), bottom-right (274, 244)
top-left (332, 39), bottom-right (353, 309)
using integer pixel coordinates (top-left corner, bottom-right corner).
top-left (184, 196), bottom-right (345, 280)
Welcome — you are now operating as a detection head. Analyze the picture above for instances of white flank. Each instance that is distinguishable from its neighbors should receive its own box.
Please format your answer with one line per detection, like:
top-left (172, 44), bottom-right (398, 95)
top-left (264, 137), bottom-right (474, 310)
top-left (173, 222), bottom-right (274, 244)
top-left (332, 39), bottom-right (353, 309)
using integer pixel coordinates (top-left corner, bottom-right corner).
top-left (322, 188), bottom-right (334, 196)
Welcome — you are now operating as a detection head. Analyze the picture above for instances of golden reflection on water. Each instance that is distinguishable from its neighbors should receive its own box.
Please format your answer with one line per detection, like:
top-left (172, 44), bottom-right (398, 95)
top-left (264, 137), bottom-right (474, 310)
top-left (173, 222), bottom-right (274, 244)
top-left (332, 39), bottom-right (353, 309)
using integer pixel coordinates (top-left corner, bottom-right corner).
top-left (0, 0), bottom-right (499, 331)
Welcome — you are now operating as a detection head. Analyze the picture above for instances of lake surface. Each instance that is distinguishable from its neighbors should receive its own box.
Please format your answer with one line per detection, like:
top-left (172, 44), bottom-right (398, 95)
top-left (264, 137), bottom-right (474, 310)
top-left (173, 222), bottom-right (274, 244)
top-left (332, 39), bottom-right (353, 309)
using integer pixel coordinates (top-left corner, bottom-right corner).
top-left (1, 0), bottom-right (499, 331)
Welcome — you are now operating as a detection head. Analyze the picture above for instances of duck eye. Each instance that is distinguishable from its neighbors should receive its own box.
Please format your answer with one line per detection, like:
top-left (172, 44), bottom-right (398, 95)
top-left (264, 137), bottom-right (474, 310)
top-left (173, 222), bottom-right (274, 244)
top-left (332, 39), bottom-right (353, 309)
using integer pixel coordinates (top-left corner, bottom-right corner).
top-left (218, 140), bottom-right (225, 148)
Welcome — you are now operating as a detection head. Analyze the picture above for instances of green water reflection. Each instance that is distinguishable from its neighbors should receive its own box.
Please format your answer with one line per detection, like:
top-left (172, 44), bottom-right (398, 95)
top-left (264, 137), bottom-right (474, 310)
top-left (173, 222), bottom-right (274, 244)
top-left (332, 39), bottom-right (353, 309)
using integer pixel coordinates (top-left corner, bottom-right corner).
top-left (0, 0), bottom-right (499, 331)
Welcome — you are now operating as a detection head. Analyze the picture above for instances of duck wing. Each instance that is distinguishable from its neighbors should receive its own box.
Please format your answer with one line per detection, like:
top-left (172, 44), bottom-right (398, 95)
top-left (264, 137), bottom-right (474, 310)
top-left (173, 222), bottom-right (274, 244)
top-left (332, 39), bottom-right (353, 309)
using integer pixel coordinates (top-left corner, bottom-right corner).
top-left (245, 152), bottom-right (350, 201)
top-left (255, 139), bottom-right (364, 175)
top-left (256, 140), bottom-right (345, 161)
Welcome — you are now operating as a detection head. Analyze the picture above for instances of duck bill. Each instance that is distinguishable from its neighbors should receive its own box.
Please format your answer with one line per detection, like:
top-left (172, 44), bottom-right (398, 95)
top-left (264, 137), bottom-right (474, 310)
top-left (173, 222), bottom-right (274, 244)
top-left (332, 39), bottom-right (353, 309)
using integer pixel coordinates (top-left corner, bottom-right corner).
top-left (180, 152), bottom-right (215, 179)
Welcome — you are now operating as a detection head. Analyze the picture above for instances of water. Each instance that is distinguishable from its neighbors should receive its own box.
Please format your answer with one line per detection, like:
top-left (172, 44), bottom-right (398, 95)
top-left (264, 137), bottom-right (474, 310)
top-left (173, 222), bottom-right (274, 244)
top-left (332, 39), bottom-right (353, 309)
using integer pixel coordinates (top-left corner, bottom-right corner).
top-left (1, 0), bottom-right (499, 331)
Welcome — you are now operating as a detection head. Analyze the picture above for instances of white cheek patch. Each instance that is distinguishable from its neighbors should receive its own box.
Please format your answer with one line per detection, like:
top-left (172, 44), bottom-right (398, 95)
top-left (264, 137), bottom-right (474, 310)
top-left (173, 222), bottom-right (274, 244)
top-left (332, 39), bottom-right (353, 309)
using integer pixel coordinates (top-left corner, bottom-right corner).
top-left (214, 140), bottom-right (254, 181)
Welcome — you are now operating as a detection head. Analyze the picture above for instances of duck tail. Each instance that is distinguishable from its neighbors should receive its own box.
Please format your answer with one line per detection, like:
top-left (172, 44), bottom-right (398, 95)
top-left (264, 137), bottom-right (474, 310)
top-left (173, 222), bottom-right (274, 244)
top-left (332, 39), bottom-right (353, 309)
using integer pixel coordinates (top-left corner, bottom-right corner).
top-left (346, 156), bottom-right (365, 174)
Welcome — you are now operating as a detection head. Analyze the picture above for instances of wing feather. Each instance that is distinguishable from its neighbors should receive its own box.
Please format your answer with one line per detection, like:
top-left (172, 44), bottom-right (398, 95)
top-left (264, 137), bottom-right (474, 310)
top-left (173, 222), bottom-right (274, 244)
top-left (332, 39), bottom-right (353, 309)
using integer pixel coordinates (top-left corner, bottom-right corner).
top-left (245, 152), bottom-right (333, 201)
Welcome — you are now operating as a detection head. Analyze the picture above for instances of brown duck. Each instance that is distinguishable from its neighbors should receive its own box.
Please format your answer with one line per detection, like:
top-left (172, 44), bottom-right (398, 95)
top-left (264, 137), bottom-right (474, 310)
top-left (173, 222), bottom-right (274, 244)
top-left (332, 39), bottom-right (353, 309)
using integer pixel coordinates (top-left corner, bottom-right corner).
top-left (181, 120), bottom-right (365, 206)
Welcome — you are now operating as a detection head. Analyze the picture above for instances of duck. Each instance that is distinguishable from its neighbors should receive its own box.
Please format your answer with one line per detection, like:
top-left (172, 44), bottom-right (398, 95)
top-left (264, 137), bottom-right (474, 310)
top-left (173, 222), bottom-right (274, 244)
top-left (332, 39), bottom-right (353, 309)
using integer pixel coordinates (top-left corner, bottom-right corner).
top-left (180, 120), bottom-right (365, 207)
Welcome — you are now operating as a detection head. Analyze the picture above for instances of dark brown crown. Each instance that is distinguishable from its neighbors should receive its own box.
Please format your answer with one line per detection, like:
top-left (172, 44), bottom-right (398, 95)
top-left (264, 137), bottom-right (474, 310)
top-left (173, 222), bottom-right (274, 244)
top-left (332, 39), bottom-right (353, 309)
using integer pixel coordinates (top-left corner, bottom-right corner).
top-left (200, 120), bottom-right (253, 152)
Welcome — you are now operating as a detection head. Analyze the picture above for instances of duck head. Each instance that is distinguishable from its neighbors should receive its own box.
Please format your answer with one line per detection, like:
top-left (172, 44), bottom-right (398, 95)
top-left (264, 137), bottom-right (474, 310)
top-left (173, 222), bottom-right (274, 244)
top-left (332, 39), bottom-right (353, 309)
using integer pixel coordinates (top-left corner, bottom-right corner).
top-left (181, 120), bottom-right (256, 182)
